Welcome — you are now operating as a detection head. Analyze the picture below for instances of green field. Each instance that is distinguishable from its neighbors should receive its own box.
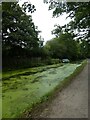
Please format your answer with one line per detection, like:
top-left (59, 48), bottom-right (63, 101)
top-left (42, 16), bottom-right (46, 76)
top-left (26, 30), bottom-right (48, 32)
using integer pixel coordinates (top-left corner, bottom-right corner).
top-left (2, 61), bottom-right (86, 118)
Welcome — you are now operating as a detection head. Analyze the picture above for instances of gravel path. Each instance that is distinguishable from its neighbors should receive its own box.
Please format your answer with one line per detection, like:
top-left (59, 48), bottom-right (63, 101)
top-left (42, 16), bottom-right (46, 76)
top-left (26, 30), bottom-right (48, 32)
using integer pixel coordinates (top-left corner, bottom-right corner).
top-left (30, 62), bottom-right (88, 118)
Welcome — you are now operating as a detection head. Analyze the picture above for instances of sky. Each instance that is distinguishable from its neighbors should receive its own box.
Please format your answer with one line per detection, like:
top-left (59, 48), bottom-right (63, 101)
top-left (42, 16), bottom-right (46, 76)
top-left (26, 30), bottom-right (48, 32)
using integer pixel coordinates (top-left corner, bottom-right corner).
top-left (19, 0), bottom-right (71, 44)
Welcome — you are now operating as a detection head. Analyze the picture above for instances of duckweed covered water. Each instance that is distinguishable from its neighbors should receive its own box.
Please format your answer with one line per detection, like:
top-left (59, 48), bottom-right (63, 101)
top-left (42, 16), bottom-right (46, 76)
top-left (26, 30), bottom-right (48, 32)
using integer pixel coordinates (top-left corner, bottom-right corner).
top-left (2, 64), bottom-right (62, 79)
top-left (2, 63), bottom-right (81, 118)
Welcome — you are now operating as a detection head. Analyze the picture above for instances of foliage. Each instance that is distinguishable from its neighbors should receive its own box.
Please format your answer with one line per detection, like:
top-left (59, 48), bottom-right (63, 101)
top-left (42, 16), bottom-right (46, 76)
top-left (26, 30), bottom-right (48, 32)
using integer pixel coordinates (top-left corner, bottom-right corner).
top-left (48, 1), bottom-right (90, 39)
top-left (45, 33), bottom-right (79, 60)
top-left (2, 2), bottom-right (40, 57)
top-left (79, 40), bottom-right (89, 58)
top-left (44, 1), bottom-right (90, 58)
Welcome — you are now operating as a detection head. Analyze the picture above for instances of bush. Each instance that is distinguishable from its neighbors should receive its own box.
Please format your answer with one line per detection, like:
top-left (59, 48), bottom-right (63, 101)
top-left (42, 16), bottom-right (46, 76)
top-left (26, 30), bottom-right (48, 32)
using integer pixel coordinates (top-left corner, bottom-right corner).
top-left (3, 57), bottom-right (61, 71)
top-left (51, 59), bottom-right (60, 64)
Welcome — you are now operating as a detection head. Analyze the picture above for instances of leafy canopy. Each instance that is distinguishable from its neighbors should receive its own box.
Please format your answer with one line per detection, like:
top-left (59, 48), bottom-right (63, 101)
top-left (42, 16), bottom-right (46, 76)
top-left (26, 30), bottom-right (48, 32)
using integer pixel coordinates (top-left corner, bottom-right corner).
top-left (45, 33), bottom-right (79, 60)
top-left (45, 1), bottom-right (90, 41)
top-left (2, 2), bottom-right (39, 52)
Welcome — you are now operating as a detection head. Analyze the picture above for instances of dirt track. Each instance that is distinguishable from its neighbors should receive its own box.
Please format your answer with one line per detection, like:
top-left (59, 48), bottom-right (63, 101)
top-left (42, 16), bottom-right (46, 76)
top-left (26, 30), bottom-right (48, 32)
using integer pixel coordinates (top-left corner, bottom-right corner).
top-left (30, 62), bottom-right (88, 118)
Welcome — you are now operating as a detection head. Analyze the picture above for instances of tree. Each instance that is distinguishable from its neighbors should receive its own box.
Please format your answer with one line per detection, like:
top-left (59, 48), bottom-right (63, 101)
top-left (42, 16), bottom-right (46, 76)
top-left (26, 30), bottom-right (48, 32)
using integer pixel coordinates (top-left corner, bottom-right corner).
top-left (45, 38), bottom-right (65, 59)
top-left (2, 2), bottom-right (40, 57)
top-left (45, 1), bottom-right (90, 58)
top-left (79, 40), bottom-right (89, 58)
top-left (45, 33), bottom-right (79, 60)
top-left (58, 33), bottom-right (80, 60)
top-left (49, 1), bottom-right (90, 39)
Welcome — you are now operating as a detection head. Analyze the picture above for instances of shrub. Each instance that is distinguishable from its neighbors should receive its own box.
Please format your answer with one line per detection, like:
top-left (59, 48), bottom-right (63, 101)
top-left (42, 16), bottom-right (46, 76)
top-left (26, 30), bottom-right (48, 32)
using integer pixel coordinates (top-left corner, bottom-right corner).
top-left (51, 59), bottom-right (60, 64)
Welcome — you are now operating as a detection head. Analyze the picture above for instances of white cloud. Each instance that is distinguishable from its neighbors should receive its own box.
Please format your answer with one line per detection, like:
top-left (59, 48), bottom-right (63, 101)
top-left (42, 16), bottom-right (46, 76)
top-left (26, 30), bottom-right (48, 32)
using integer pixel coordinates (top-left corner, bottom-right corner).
top-left (19, 0), bottom-right (71, 44)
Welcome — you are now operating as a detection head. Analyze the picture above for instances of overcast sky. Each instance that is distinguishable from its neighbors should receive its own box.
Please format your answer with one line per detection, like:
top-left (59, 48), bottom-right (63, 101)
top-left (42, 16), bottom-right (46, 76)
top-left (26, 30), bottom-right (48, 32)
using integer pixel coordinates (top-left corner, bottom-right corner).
top-left (19, 0), bottom-right (71, 44)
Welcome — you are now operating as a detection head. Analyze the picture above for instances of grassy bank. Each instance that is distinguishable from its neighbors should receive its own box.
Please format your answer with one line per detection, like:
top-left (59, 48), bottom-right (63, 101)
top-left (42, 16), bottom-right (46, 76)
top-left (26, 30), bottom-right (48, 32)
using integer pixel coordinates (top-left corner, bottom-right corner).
top-left (2, 60), bottom-right (87, 118)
